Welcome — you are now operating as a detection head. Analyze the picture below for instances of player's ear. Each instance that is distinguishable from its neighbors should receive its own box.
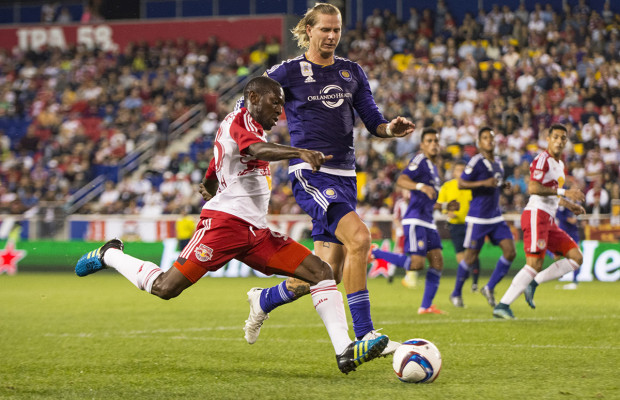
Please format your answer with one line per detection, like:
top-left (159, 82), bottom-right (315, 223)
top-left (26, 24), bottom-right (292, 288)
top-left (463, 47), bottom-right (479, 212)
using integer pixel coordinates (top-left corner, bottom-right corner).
top-left (247, 90), bottom-right (260, 106)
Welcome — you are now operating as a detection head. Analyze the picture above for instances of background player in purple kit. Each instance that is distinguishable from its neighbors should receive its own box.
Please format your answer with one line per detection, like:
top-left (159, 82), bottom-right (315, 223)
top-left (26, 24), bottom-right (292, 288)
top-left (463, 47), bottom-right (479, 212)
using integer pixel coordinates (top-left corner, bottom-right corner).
top-left (243, 3), bottom-right (415, 354)
top-left (449, 127), bottom-right (516, 308)
top-left (371, 128), bottom-right (459, 314)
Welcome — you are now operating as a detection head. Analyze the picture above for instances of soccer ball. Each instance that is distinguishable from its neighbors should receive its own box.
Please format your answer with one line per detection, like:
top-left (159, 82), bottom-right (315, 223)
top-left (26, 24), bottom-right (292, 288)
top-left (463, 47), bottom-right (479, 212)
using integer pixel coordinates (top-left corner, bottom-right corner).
top-left (392, 338), bottom-right (442, 383)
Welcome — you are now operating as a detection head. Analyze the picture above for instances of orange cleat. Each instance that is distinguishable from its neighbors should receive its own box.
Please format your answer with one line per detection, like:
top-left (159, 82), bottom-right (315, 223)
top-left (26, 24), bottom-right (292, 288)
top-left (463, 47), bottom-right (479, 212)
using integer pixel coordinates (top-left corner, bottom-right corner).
top-left (417, 304), bottom-right (447, 315)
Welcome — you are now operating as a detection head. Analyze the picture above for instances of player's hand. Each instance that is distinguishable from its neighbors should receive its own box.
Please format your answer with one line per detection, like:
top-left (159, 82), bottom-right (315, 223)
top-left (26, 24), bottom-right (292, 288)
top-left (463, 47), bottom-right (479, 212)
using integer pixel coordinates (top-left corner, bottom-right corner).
top-left (388, 117), bottom-right (415, 138)
top-left (420, 184), bottom-right (437, 200)
top-left (198, 183), bottom-right (213, 201)
top-left (565, 188), bottom-right (585, 203)
top-left (571, 203), bottom-right (586, 216)
top-left (299, 150), bottom-right (333, 172)
top-left (447, 200), bottom-right (460, 211)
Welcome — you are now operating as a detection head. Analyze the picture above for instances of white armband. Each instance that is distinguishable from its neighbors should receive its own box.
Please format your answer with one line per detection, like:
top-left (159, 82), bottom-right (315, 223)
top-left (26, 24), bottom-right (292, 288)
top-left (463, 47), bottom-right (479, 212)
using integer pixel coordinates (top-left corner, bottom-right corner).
top-left (385, 124), bottom-right (393, 137)
top-left (557, 188), bottom-right (566, 196)
top-left (442, 202), bottom-right (448, 212)
top-left (416, 182), bottom-right (424, 191)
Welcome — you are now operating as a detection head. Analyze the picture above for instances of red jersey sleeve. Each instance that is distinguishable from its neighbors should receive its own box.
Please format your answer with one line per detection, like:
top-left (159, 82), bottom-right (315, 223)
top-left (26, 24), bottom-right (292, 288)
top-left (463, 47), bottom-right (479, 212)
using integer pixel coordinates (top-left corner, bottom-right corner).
top-left (530, 151), bottom-right (550, 183)
top-left (230, 109), bottom-right (266, 153)
top-left (204, 158), bottom-right (217, 181)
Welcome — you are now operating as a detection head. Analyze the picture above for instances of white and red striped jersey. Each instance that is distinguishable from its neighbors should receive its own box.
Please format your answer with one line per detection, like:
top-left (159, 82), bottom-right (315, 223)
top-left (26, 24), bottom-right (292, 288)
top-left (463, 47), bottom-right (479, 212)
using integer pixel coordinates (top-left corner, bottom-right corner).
top-left (203, 108), bottom-right (271, 229)
top-left (524, 150), bottom-right (565, 216)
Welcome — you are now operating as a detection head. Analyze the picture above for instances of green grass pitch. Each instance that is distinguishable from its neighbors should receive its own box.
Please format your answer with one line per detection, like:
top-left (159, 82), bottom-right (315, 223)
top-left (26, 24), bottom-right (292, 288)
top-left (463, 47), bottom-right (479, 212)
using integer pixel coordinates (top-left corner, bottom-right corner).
top-left (1, 272), bottom-right (618, 399)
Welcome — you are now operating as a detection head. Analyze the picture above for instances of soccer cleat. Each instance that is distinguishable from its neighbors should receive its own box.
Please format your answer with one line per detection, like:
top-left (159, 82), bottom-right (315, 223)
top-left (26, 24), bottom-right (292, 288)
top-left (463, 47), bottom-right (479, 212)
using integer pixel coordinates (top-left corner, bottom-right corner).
top-left (336, 334), bottom-right (389, 374)
top-left (243, 288), bottom-right (269, 344)
top-left (471, 283), bottom-right (479, 292)
top-left (75, 238), bottom-right (124, 277)
top-left (361, 329), bottom-right (400, 356)
top-left (493, 303), bottom-right (515, 319)
top-left (480, 286), bottom-right (496, 307)
top-left (524, 281), bottom-right (538, 309)
top-left (417, 304), bottom-right (446, 315)
top-left (401, 270), bottom-right (418, 289)
top-left (450, 295), bottom-right (464, 308)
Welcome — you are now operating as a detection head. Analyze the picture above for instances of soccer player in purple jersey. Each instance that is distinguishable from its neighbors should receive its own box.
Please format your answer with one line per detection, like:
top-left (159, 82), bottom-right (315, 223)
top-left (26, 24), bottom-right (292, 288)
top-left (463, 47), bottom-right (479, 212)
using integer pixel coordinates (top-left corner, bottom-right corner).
top-left (242, 3), bottom-right (415, 354)
top-left (449, 127), bottom-right (516, 308)
top-left (370, 128), bottom-right (459, 315)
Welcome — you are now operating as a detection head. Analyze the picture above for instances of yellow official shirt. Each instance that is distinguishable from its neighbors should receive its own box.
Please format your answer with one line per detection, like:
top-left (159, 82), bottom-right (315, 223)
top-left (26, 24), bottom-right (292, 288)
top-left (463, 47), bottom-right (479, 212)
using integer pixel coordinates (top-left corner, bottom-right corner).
top-left (176, 216), bottom-right (196, 240)
top-left (437, 179), bottom-right (472, 225)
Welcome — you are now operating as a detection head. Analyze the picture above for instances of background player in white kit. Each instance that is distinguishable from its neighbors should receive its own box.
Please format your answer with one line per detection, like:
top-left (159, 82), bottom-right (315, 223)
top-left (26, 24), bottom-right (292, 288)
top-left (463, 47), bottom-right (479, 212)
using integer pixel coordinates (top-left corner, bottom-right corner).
top-left (493, 124), bottom-right (586, 319)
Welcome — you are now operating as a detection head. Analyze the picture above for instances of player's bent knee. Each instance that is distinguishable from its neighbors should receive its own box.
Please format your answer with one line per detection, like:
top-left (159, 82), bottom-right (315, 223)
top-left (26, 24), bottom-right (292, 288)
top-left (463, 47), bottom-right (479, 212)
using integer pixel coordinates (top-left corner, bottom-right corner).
top-left (151, 277), bottom-right (185, 300)
top-left (570, 253), bottom-right (583, 267)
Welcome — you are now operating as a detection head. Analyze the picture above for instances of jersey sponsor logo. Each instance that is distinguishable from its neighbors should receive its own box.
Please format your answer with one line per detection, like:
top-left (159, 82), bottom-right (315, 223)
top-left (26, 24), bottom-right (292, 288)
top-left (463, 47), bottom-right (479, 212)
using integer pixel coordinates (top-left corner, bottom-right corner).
top-left (195, 244), bottom-right (214, 262)
top-left (307, 85), bottom-right (352, 108)
top-left (300, 61), bottom-right (315, 83)
top-left (533, 170), bottom-right (543, 180)
top-left (536, 239), bottom-right (546, 250)
top-left (323, 188), bottom-right (338, 199)
top-left (339, 69), bottom-right (352, 81)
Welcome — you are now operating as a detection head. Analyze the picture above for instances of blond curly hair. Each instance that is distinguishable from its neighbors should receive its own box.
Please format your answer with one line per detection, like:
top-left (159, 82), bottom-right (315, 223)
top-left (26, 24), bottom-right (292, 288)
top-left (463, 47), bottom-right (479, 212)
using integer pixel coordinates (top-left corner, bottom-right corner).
top-left (291, 3), bottom-right (341, 49)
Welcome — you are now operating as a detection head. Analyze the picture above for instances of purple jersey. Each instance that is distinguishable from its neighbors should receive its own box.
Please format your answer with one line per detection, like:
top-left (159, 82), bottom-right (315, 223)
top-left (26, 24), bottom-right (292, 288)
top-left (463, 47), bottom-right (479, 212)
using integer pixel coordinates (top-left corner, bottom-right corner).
top-left (461, 153), bottom-right (504, 221)
top-left (266, 54), bottom-right (387, 171)
top-left (401, 153), bottom-right (441, 225)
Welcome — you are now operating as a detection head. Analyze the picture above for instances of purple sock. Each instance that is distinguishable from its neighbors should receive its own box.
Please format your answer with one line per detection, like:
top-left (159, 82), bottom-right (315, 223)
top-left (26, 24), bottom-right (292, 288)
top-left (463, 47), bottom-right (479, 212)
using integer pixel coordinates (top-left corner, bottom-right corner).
top-left (486, 255), bottom-right (512, 290)
top-left (372, 249), bottom-right (411, 269)
top-left (421, 268), bottom-right (442, 309)
top-left (259, 281), bottom-right (296, 313)
top-left (347, 290), bottom-right (374, 339)
top-left (451, 260), bottom-right (470, 297)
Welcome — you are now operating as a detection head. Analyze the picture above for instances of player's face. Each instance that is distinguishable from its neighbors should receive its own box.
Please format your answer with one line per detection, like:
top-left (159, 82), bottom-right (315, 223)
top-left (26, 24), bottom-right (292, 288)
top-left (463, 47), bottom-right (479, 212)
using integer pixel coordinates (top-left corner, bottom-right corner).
top-left (478, 130), bottom-right (495, 153)
top-left (307, 13), bottom-right (341, 59)
top-left (420, 133), bottom-right (440, 158)
top-left (547, 128), bottom-right (568, 158)
top-left (453, 164), bottom-right (465, 179)
top-left (253, 87), bottom-right (285, 131)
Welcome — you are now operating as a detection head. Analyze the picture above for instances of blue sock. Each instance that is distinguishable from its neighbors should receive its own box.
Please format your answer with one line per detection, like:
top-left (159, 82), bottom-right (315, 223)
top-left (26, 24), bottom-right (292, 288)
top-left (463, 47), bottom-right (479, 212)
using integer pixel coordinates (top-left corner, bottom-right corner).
top-left (347, 290), bottom-right (374, 340)
top-left (372, 249), bottom-right (411, 269)
top-left (486, 255), bottom-right (512, 290)
top-left (573, 268), bottom-right (580, 283)
top-left (452, 260), bottom-right (470, 297)
top-left (421, 268), bottom-right (442, 309)
top-left (259, 281), bottom-right (296, 313)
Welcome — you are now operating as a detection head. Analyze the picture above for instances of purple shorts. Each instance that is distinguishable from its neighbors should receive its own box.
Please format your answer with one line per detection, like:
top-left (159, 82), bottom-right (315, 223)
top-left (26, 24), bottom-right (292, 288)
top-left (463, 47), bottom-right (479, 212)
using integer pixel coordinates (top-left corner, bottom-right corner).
top-left (289, 169), bottom-right (357, 244)
top-left (403, 222), bottom-right (443, 256)
top-left (463, 220), bottom-right (514, 250)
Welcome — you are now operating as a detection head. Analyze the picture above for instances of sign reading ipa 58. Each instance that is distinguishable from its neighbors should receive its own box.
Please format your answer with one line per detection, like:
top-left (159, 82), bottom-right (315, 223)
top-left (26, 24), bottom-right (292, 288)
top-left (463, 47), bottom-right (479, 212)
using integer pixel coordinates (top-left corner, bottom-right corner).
top-left (16, 25), bottom-right (117, 51)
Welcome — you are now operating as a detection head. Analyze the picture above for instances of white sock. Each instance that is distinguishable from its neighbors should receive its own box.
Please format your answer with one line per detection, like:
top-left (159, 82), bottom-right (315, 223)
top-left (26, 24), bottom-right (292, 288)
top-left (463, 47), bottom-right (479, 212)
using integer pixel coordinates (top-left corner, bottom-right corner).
top-left (499, 265), bottom-right (537, 306)
top-left (103, 249), bottom-right (163, 292)
top-left (310, 279), bottom-right (351, 355)
top-left (534, 258), bottom-right (579, 284)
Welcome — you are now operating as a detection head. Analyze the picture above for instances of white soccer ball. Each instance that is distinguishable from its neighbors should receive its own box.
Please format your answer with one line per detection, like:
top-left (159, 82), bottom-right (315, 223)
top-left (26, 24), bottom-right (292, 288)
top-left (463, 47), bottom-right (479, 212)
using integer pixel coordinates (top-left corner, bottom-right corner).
top-left (392, 338), bottom-right (442, 383)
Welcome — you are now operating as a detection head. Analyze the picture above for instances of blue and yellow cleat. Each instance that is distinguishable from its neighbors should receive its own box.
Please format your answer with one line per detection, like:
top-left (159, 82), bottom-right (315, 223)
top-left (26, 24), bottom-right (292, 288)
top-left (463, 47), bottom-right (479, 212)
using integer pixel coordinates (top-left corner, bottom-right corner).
top-left (75, 239), bottom-right (124, 277)
top-left (336, 334), bottom-right (389, 374)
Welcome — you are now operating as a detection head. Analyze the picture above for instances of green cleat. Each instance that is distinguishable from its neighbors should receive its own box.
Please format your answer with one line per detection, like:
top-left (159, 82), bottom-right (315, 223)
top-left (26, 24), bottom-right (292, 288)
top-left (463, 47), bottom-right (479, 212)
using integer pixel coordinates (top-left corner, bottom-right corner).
top-left (493, 303), bottom-right (515, 319)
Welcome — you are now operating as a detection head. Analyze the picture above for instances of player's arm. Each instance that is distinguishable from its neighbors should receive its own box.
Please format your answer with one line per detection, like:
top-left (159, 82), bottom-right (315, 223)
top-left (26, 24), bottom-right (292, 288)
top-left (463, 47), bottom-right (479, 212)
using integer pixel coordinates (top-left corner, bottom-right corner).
top-left (559, 197), bottom-right (586, 216)
top-left (247, 142), bottom-right (333, 172)
top-left (376, 117), bottom-right (416, 138)
top-left (199, 158), bottom-right (218, 201)
top-left (396, 174), bottom-right (436, 200)
top-left (436, 183), bottom-right (459, 213)
top-left (528, 180), bottom-right (585, 203)
top-left (458, 176), bottom-right (497, 189)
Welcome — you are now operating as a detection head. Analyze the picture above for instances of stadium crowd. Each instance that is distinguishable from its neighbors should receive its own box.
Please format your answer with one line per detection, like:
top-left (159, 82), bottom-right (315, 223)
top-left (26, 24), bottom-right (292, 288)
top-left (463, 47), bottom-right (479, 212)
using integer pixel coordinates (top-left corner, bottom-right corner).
top-left (0, 1), bottom-right (619, 228)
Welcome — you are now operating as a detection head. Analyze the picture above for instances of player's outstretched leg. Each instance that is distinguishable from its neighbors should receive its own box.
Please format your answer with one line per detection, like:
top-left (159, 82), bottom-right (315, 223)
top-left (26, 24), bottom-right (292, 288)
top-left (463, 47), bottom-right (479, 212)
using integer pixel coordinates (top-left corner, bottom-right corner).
top-left (243, 287), bottom-right (270, 344)
top-left (336, 335), bottom-right (389, 374)
top-left (75, 238), bottom-right (124, 277)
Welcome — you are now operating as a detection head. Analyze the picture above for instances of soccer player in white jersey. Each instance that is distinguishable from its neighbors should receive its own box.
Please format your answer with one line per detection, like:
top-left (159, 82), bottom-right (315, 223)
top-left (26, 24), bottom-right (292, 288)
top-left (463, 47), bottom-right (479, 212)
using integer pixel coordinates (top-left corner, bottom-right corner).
top-left (74, 76), bottom-right (388, 373)
top-left (494, 124), bottom-right (586, 319)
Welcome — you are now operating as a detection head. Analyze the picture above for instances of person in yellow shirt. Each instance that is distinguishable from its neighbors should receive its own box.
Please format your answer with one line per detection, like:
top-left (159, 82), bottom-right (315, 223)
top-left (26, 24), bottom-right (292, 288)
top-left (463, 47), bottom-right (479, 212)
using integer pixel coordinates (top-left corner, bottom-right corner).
top-left (175, 208), bottom-right (196, 251)
top-left (437, 161), bottom-right (480, 305)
